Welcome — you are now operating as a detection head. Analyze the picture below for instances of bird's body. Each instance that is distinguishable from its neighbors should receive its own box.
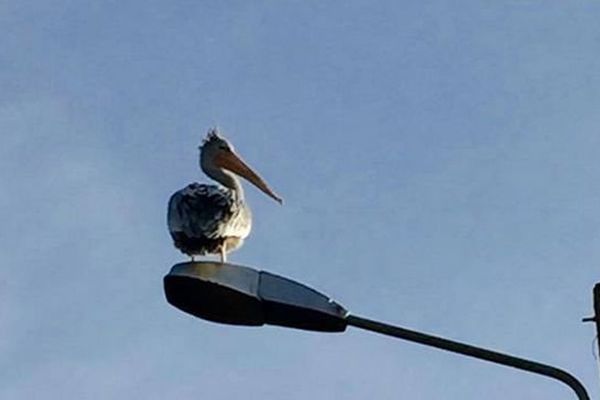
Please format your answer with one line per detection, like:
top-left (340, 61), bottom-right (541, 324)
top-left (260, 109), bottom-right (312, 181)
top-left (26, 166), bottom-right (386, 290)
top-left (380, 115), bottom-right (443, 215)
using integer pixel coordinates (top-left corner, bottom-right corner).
top-left (167, 129), bottom-right (281, 262)
top-left (168, 183), bottom-right (251, 258)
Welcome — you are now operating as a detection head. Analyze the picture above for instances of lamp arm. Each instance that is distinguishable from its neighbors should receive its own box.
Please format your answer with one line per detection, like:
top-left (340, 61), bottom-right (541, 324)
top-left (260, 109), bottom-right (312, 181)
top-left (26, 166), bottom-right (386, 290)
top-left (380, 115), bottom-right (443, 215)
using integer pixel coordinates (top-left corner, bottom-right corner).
top-left (346, 314), bottom-right (590, 400)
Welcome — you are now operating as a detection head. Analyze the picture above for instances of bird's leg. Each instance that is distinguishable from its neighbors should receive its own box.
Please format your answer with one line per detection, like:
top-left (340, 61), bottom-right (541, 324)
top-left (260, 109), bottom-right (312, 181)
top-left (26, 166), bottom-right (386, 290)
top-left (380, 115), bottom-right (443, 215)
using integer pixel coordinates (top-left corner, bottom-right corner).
top-left (219, 245), bottom-right (227, 264)
top-left (190, 254), bottom-right (196, 263)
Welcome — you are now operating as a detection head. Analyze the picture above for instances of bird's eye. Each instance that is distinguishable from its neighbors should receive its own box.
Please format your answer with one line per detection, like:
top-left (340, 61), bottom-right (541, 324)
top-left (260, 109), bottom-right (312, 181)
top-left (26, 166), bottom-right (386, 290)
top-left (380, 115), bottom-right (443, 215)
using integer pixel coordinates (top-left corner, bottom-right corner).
top-left (220, 145), bottom-right (230, 151)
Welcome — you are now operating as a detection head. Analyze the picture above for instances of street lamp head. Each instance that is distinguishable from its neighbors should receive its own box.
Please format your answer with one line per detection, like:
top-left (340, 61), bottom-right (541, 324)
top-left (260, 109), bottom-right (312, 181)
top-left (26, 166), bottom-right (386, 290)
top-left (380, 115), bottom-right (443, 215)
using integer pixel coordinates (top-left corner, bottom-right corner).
top-left (164, 262), bottom-right (348, 332)
top-left (163, 262), bottom-right (591, 400)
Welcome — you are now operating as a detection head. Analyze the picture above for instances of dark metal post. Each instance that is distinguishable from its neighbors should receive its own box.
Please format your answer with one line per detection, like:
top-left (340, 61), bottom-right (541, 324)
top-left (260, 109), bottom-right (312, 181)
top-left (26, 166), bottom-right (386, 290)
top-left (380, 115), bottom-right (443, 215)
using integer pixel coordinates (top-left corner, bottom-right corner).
top-left (593, 284), bottom-right (600, 349)
top-left (347, 314), bottom-right (590, 400)
top-left (583, 283), bottom-right (600, 385)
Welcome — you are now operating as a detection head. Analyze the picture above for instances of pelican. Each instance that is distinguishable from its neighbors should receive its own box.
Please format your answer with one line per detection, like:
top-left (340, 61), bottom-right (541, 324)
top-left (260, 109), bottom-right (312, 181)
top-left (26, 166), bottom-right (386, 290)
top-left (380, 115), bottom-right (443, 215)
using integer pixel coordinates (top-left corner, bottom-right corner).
top-left (167, 128), bottom-right (282, 263)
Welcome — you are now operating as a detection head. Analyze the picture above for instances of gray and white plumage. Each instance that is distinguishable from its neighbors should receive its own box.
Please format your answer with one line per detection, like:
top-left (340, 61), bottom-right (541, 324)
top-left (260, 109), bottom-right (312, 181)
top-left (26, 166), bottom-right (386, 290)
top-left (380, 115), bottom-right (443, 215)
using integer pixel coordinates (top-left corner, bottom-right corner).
top-left (168, 183), bottom-right (250, 256)
top-left (167, 129), bottom-right (281, 262)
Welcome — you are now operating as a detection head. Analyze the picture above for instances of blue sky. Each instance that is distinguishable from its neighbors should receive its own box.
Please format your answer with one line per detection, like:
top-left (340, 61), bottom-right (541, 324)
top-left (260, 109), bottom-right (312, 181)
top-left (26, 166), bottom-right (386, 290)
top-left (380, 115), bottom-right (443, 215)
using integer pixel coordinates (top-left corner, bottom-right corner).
top-left (2, 1), bottom-right (600, 399)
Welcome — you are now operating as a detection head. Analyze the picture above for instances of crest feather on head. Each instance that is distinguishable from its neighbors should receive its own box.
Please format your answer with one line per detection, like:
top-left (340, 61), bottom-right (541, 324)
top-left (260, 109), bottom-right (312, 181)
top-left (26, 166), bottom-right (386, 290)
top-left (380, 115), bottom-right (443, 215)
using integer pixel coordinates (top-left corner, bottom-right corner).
top-left (202, 127), bottom-right (223, 146)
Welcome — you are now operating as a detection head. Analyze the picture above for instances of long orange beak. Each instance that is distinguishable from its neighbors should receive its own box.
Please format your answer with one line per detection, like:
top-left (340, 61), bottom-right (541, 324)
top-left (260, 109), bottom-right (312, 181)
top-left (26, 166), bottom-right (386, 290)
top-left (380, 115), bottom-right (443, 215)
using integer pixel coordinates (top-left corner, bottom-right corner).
top-left (215, 151), bottom-right (283, 204)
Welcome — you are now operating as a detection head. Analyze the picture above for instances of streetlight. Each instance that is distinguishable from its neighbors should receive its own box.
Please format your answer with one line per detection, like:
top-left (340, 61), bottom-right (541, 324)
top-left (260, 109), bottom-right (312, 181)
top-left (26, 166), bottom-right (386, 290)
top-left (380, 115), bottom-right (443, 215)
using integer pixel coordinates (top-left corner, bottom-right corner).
top-left (164, 262), bottom-right (590, 400)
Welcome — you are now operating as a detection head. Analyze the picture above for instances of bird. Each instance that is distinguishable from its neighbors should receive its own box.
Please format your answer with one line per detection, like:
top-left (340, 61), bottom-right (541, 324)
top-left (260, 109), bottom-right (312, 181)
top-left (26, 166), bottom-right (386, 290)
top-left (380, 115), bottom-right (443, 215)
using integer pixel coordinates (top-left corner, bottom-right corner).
top-left (167, 128), bottom-right (282, 263)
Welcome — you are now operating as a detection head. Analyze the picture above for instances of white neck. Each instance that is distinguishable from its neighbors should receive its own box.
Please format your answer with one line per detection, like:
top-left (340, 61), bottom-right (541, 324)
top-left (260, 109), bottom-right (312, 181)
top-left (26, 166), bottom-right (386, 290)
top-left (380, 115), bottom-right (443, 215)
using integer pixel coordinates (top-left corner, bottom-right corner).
top-left (204, 166), bottom-right (245, 201)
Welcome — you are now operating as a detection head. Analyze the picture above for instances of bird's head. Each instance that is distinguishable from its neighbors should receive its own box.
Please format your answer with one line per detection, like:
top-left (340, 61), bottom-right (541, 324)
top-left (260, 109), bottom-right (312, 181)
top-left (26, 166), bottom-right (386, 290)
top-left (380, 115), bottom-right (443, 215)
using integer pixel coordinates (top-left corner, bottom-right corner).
top-left (200, 128), bottom-right (283, 204)
top-left (199, 128), bottom-right (235, 159)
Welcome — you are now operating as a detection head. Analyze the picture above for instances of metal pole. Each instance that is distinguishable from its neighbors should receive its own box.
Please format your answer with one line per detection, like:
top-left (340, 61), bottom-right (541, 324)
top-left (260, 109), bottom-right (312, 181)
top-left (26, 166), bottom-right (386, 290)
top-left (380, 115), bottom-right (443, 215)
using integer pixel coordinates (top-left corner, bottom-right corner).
top-left (593, 284), bottom-right (600, 352)
top-left (582, 283), bottom-right (600, 385)
top-left (347, 314), bottom-right (589, 400)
